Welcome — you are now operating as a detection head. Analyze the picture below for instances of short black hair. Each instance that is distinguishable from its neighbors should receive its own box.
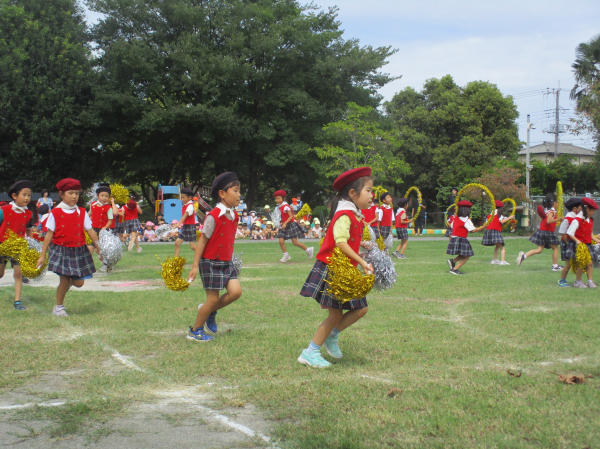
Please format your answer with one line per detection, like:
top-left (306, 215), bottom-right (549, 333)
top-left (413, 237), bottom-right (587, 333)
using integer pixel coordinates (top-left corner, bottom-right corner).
top-left (457, 206), bottom-right (471, 217)
top-left (380, 192), bottom-right (392, 202)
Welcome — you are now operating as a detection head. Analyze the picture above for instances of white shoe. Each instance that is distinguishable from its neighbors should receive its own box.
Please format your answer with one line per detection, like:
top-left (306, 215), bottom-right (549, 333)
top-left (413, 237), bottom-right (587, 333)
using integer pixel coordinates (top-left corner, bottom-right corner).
top-left (573, 281), bottom-right (588, 289)
top-left (137, 246), bottom-right (142, 253)
top-left (499, 261), bottom-right (510, 265)
top-left (128, 239), bottom-right (134, 251)
top-left (491, 259), bottom-right (499, 265)
top-left (52, 305), bottom-right (69, 317)
top-left (516, 251), bottom-right (525, 266)
top-left (306, 247), bottom-right (314, 260)
top-left (280, 254), bottom-right (291, 263)
top-left (98, 264), bottom-right (107, 273)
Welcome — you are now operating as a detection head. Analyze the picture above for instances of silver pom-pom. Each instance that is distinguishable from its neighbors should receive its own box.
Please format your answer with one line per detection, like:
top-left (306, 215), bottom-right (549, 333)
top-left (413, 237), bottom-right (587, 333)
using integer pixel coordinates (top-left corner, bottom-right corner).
top-left (383, 233), bottom-right (394, 250)
top-left (98, 229), bottom-right (123, 269)
top-left (271, 208), bottom-right (281, 229)
top-left (232, 251), bottom-right (243, 276)
top-left (155, 224), bottom-right (172, 241)
top-left (593, 244), bottom-right (600, 269)
top-left (23, 237), bottom-right (48, 282)
top-left (363, 247), bottom-right (397, 291)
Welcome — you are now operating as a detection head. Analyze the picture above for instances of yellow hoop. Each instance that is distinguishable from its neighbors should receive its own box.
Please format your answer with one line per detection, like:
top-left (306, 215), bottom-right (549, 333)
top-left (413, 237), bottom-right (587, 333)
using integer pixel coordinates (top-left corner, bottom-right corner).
top-left (556, 181), bottom-right (564, 220)
top-left (404, 186), bottom-right (422, 220)
top-left (373, 186), bottom-right (388, 202)
top-left (454, 183), bottom-right (496, 228)
top-left (444, 204), bottom-right (456, 228)
top-left (501, 198), bottom-right (517, 231)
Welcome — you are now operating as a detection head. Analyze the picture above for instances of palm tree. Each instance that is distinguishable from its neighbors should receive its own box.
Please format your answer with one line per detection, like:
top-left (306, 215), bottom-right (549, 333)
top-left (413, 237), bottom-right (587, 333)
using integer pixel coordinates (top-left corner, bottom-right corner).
top-left (570, 34), bottom-right (600, 111)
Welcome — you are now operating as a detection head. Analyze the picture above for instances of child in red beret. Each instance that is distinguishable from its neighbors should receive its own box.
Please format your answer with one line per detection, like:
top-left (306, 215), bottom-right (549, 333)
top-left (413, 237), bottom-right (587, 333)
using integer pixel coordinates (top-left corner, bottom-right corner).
top-left (298, 167), bottom-right (374, 368)
top-left (481, 200), bottom-right (515, 266)
top-left (446, 201), bottom-right (486, 275)
top-left (274, 190), bottom-right (313, 263)
top-left (37, 178), bottom-right (101, 317)
top-left (566, 197), bottom-right (600, 288)
top-left (123, 198), bottom-right (143, 253)
top-left (392, 197), bottom-right (412, 259)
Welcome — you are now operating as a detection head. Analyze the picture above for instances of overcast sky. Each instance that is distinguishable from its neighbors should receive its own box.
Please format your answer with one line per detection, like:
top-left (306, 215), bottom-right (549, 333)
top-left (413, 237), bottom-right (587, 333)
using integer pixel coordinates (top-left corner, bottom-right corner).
top-left (85, 0), bottom-right (600, 149)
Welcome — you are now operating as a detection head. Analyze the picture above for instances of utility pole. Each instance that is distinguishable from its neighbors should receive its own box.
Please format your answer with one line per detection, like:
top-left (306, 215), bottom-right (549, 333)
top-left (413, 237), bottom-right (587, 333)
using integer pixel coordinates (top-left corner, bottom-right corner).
top-left (554, 81), bottom-right (560, 157)
top-left (526, 115), bottom-right (535, 200)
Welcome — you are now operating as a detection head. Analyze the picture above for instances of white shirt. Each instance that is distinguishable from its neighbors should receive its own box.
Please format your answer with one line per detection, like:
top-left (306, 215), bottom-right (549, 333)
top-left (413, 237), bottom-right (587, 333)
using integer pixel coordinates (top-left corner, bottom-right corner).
top-left (377, 204), bottom-right (395, 221)
top-left (558, 211), bottom-right (576, 235)
top-left (566, 211), bottom-right (587, 237)
top-left (280, 201), bottom-right (292, 214)
top-left (459, 216), bottom-right (476, 232)
top-left (46, 208), bottom-right (92, 232)
top-left (183, 201), bottom-right (194, 217)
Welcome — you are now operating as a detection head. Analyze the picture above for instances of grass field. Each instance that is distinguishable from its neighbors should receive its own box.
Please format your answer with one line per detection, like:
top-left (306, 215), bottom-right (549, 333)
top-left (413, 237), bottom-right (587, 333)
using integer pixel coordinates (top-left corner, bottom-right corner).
top-left (1, 238), bottom-right (599, 448)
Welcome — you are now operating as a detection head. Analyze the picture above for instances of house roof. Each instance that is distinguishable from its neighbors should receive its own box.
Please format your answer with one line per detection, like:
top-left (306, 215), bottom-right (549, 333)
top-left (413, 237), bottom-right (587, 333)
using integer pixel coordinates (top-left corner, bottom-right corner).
top-left (518, 142), bottom-right (596, 156)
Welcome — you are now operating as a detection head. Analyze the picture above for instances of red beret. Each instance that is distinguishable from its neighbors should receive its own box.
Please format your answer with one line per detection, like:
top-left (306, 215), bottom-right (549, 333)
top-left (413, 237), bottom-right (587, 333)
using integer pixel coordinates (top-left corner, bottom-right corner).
top-left (495, 200), bottom-right (505, 208)
top-left (582, 197), bottom-right (599, 210)
top-left (457, 200), bottom-right (473, 207)
top-left (274, 190), bottom-right (286, 197)
top-left (126, 199), bottom-right (137, 209)
top-left (56, 178), bottom-right (81, 192)
top-left (332, 167), bottom-right (372, 191)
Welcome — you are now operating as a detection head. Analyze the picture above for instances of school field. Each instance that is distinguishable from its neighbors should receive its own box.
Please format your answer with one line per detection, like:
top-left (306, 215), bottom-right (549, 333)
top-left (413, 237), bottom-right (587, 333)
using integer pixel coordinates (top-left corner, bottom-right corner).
top-left (1, 238), bottom-right (599, 448)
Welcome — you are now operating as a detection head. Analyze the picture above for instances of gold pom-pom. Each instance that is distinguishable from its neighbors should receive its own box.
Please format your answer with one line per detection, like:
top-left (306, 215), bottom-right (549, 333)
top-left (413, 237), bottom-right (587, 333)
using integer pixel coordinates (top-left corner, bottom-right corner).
top-left (110, 183), bottom-right (130, 205)
top-left (570, 243), bottom-right (593, 274)
top-left (196, 230), bottom-right (201, 241)
top-left (501, 198), bottom-right (517, 231)
top-left (376, 235), bottom-right (385, 250)
top-left (19, 247), bottom-right (48, 279)
top-left (0, 231), bottom-right (28, 259)
top-left (325, 247), bottom-right (374, 303)
top-left (85, 232), bottom-right (93, 245)
top-left (362, 225), bottom-right (371, 241)
top-left (295, 204), bottom-right (312, 221)
top-left (157, 255), bottom-right (190, 292)
top-left (319, 236), bottom-right (325, 247)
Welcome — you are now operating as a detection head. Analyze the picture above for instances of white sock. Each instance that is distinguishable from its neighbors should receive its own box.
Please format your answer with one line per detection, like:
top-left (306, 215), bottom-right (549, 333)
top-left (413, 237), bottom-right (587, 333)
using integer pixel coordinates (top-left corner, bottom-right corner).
top-left (284, 252), bottom-right (289, 256)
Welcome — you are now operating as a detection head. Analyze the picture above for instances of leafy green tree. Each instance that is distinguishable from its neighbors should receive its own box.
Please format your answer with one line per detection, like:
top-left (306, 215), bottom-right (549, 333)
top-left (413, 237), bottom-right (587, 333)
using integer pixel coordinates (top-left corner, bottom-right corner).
top-left (0, 0), bottom-right (101, 189)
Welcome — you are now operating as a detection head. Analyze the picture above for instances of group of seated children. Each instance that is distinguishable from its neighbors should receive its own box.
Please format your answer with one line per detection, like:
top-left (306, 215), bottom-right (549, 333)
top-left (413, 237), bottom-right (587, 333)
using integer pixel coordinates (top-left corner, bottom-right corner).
top-left (299, 218), bottom-right (323, 238)
top-left (236, 218), bottom-right (277, 239)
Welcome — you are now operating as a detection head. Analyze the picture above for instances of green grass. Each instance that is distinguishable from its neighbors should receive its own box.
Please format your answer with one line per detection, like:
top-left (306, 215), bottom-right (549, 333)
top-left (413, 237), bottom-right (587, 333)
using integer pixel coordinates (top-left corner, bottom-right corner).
top-left (1, 239), bottom-right (600, 447)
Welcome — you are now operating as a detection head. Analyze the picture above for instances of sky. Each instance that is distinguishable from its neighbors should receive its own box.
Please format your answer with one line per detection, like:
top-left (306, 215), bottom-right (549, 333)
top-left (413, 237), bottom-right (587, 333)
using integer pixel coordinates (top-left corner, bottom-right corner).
top-left (85, 0), bottom-right (600, 149)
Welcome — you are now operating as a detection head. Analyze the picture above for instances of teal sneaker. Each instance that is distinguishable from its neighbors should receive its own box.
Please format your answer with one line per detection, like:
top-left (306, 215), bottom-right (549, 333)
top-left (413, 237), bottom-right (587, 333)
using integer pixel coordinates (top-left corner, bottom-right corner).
top-left (187, 326), bottom-right (214, 342)
top-left (557, 279), bottom-right (570, 287)
top-left (13, 301), bottom-right (26, 310)
top-left (324, 334), bottom-right (342, 359)
top-left (297, 349), bottom-right (331, 368)
top-left (206, 311), bottom-right (217, 333)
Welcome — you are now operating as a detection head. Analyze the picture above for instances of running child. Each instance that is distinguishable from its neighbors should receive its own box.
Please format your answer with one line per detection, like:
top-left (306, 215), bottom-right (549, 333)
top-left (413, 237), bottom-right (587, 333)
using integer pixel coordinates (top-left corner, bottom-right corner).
top-left (298, 167), bottom-right (374, 368)
top-left (123, 198), bottom-right (143, 252)
top-left (557, 198), bottom-right (581, 287)
top-left (566, 197), bottom-right (599, 288)
top-left (274, 190), bottom-right (313, 263)
top-left (392, 197), bottom-right (412, 259)
top-left (377, 192), bottom-right (395, 239)
top-left (187, 172), bottom-right (242, 342)
top-left (481, 200), bottom-right (515, 265)
top-left (517, 193), bottom-right (562, 271)
top-left (174, 188), bottom-right (197, 257)
top-left (0, 181), bottom-right (35, 310)
top-left (37, 178), bottom-right (101, 317)
top-left (446, 200), bottom-right (486, 275)
top-left (88, 185), bottom-right (113, 270)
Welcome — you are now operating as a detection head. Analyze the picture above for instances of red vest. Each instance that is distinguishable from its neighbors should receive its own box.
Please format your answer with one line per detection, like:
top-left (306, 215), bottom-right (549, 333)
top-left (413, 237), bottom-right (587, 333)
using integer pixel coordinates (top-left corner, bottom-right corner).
top-left (279, 203), bottom-right (295, 223)
top-left (447, 215), bottom-right (455, 227)
top-left (486, 213), bottom-right (502, 232)
top-left (574, 217), bottom-right (593, 244)
top-left (561, 216), bottom-right (576, 242)
top-left (124, 204), bottom-right (138, 221)
top-left (395, 209), bottom-right (408, 228)
top-left (202, 208), bottom-right (239, 261)
top-left (452, 217), bottom-right (469, 238)
top-left (379, 206), bottom-right (393, 226)
top-left (41, 216), bottom-right (48, 232)
top-left (0, 205), bottom-right (32, 242)
top-left (51, 208), bottom-right (87, 247)
top-left (361, 205), bottom-right (375, 225)
top-left (539, 210), bottom-right (556, 232)
top-left (91, 202), bottom-right (112, 228)
top-left (182, 202), bottom-right (196, 225)
top-left (317, 210), bottom-right (363, 267)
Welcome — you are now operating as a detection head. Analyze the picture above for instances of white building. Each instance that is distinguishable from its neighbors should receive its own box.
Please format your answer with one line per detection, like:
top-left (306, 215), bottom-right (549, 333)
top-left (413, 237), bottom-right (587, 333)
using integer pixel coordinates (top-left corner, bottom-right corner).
top-left (518, 142), bottom-right (596, 166)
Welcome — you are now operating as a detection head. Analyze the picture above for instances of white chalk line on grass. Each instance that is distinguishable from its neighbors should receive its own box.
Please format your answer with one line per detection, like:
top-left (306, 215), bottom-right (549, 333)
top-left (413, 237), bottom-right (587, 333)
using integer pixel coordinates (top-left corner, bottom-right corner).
top-left (0, 401), bottom-right (66, 411)
top-left (360, 375), bottom-right (393, 383)
top-left (111, 351), bottom-right (143, 372)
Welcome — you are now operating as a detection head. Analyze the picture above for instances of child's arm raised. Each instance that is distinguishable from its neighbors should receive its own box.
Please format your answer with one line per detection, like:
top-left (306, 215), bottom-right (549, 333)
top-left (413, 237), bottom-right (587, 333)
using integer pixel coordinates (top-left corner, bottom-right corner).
top-left (500, 215), bottom-right (515, 224)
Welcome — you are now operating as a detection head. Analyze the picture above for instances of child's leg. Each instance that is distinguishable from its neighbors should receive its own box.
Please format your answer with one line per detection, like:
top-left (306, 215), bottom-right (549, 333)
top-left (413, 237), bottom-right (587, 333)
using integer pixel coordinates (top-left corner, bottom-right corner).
top-left (576, 268), bottom-right (584, 282)
top-left (311, 308), bottom-right (343, 346)
top-left (524, 246), bottom-right (544, 258)
top-left (132, 231), bottom-right (140, 249)
top-left (493, 244), bottom-right (499, 260)
top-left (291, 238), bottom-right (307, 251)
top-left (586, 264), bottom-right (593, 282)
top-left (279, 238), bottom-right (287, 253)
top-left (193, 280), bottom-right (242, 330)
top-left (551, 245), bottom-right (559, 265)
top-left (13, 265), bottom-right (23, 303)
top-left (336, 307), bottom-right (369, 332)
top-left (499, 244), bottom-right (506, 262)
top-left (189, 241), bottom-right (197, 251)
top-left (454, 256), bottom-right (469, 270)
top-left (0, 262), bottom-right (5, 279)
top-left (400, 239), bottom-right (408, 255)
top-left (560, 260), bottom-right (571, 280)
top-left (174, 238), bottom-right (183, 257)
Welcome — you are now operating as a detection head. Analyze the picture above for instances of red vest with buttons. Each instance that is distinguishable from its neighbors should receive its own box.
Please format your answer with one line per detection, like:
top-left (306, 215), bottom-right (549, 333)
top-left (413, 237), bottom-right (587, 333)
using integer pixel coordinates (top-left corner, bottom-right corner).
top-left (561, 215), bottom-right (576, 242)
top-left (181, 202), bottom-right (196, 225)
top-left (91, 202), bottom-right (112, 229)
top-left (279, 203), bottom-right (295, 223)
top-left (539, 210), bottom-right (556, 232)
top-left (202, 208), bottom-right (239, 261)
top-left (51, 208), bottom-right (87, 247)
top-left (361, 206), bottom-right (375, 225)
top-left (41, 216), bottom-right (49, 233)
top-left (447, 215), bottom-right (455, 228)
top-left (317, 210), bottom-right (363, 267)
top-left (379, 206), bottom-right (393, 226)
top-left (0, 205), bottom-right (32, 241)
top-left (124, 204), bottom-right (138, 221)
top-left (452, 217), bottom-right (469, 238)
top-left (574, 217), bottom-right (593, 244)
top-left (395, 209), bottom-right (408, 228)
top-left (486, 212), bottom-right (502, 232)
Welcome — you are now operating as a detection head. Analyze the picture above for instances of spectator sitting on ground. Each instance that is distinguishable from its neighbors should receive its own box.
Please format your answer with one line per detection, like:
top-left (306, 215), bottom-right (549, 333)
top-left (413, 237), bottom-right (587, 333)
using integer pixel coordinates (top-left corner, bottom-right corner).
top-left (264, 222), bottom-right (275, 239)
top-left (261, 217), bottom-right (267, 230)
top-left (143, 221), bottom-right (158, 242)
top-left (156, 213), bottom-right (166, 225)
top-left (168, 219), bottom-right (180, 241)
top-left (235, 223), bottom-right (245, 239)
top-left (263, 205), bottom-right (272, 221)
top-left (311, 218), bottom-right (323, 238)
top-left (241, 222), bottom-right (251, 237)
top-left (240, 210), bottom-right (252, 227)
top-left (251, 222), bottom-right (264, 240)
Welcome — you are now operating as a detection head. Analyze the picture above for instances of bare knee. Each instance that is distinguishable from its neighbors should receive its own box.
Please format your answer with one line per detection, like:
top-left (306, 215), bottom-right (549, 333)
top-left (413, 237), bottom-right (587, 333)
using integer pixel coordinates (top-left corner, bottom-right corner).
top-left (72, 280), bottom-right (85, 288)
top-left (356, 307), bottom-right (368, 318)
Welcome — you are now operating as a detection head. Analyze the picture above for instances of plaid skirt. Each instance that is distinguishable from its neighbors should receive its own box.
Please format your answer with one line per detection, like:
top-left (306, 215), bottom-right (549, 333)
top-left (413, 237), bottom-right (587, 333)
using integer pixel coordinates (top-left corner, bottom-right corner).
top-left (112, 223), bottom-right (124, 235)
top-left (481, 229), bottom-right (504, 246)
top-left (199, 258), bottom-right (238, 290)
top-left (445, 227), bottom-right (452, 237)
top-left (379, 226), bottom-right (391, 238)
top-left (178, 224), bottom-right (197, 242)
top-left (396, 228), bottom-right (408, 240)
top-left (0, 256), bottom-right (18, 267)
top-left (529, 230), bottom-right (559, 248)
top-left (447, 237), bottom-right (475, 257)
top-left (48, 244), bottom-right (95, 279)
top-left (370, 225), bottom-right (380, 239)
top-left (300, 260), bottom-right (368, 310)
top-left (279, 221), bottom-right (304, 240)
top-left (124, 219), bottom-right (141, 234)
top-left (560, 239), bottom-right (576, 261)
top-left (92, 227), bottom-right (102, 235)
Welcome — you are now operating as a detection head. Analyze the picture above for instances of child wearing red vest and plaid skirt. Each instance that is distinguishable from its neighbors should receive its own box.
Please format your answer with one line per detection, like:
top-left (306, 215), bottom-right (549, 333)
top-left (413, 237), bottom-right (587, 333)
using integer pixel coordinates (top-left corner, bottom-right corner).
top-left (446, 201), bottom-right (485, 275)
top-left (392, 197), bottom-right (413, 259)
top-left (566, 197), bottom-right (600, 288)
top-left (517, 193), bottom-right (562, 271)
top-left (0, 180), bottom-right (35, 310)
top-left (187, 172), bottom-right (242, 342)
top-left (123, 199), bottom-right (143, 252)
top-left (274, 190), bottom-right (313, 263)
top-left (298, 167), bottom-right (374, 368)
top-left (88, 185), bottom-right (114, 271)
top-left (377, 192), bottom-right (395, 239)
top-left (481, 200), bottom-right (515, 266)
top-left (174, 188), bottom-right (197, 257)
top-left (557, 198), bottom-right (582, 287)
top-left (38, 178), bottom-right (102, 317)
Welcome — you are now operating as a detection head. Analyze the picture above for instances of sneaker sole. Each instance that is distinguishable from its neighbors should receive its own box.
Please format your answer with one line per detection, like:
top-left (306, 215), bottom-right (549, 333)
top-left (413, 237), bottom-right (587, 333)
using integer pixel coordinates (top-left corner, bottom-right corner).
top-left (297, 355), bottom-right (330, 368)
top-left (324, 345), bottom-right (342, 359)
top-left (186, 335), bottom-right (213, 342)
top-left (447, 260), bottom-right (453, 270)
top-left (449, 270), bottom-right (459, 275)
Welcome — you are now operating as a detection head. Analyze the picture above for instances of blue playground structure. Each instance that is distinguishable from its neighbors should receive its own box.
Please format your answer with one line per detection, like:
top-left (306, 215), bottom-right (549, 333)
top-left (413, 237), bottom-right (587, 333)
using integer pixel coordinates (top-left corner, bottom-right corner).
top-left (156, 184), bottom-right (182, 223)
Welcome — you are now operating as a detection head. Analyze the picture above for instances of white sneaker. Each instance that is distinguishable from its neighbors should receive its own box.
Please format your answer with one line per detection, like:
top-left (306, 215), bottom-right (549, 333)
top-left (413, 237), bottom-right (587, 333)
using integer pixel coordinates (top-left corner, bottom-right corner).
top-left (516, 251), bottom-right (525, 266)
top-left (573, 281), bottom-right (588, 289)
top-left (499, 261), bottom-right (510, 265)
top-left (280, 253), bottom-right (291, 263)
top-left (491, 259), bottom-right (499, 265)
top-left (52, 305), bottom-right (69, 317)
top-left (98, 264), bottom-right (107, 273)
top-left (128, 239), bottom-right (134, 251)
top-left (306, 247), bottom-right (314, 260)
top-left (588, 280), bottom-right (597, 289)
top-left (137, 246), bottom-right (142, 253)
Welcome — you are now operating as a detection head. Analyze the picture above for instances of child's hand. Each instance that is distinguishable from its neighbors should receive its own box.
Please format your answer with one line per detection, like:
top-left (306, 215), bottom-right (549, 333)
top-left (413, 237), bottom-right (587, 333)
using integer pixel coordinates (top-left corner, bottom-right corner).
top-left (187, 266), bottom-right (198, 283)
top-left (360, 260), bottom-right (373, 275)
top-left (281, 223), bottom-right (287, 229)
top-left (36, 255), bottom-right (45, 270)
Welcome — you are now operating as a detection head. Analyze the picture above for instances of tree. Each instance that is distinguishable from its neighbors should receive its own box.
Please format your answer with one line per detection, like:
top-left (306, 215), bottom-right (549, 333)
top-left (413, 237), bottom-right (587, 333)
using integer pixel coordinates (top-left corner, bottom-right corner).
top-left (311, 102), bottom-right (409, 185)
top-left (475, 167), bottom-right (527, 203)
top-left (385, 75), bottom-right (521, 208)
top-left (88, 0), bottom-right (396, 208)
top-left (0, 0), bottom-right (102, 190)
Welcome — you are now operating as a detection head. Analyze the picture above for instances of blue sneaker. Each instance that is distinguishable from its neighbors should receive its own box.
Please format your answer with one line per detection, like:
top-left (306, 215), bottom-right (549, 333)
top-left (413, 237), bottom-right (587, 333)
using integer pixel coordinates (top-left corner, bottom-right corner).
top-left (324, 334), bottom-right (342, 359)
top-left (297, 349), bottom-right (331, 368)
top-left (13, 301), bottom-right (26, 310)
top-left (187, 326), bottom-right (214, 342)
top-left (557, 280), bottom-right (570, 287)
top-left (206, 311), bottom-right (217, 333)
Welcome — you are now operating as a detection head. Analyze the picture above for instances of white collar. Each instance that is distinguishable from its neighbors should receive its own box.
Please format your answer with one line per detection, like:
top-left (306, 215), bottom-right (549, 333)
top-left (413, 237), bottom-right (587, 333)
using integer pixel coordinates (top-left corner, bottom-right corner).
top-left (55, 202), bottom-right (80, 216)
top-left (575, 211), bottom-right (584, 218)
top-left (10, 201), bottom-right (26, 213)
top-left (93, 200), bottom-right (108, 207)
top-left (216, 202), bottom-right (236, 218)
top-left (336, 200), bottom-right (364, 219)
top-left (566, 211), bottom-right (576, 218)
top-left (459, 216), bottom-right (470, 222)
top-left (279, 201), bottom-right (288, 206)
top-left (184, 200), bottom-right (193, 206)
top-left (545, 207), bottom-right (556, 213)
top-left (381, 204), bottom-right (392, 209)
top-left (396, 207), bottom-right (405, 214)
